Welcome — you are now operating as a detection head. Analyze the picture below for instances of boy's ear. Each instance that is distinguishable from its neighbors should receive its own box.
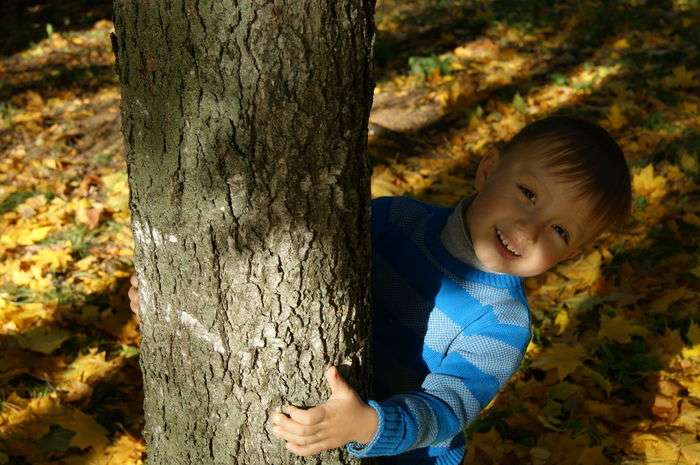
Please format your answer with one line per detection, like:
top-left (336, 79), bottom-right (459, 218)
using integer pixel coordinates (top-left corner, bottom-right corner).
top-left (475, 150), bottom-right (500, 191)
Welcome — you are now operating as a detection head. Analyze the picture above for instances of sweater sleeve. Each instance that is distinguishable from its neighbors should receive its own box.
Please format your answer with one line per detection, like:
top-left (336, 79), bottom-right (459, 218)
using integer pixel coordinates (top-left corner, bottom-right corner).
top-left (345, 319), bottom-right (530, 458)
top-left (371, 196), bottom-right (393, 242)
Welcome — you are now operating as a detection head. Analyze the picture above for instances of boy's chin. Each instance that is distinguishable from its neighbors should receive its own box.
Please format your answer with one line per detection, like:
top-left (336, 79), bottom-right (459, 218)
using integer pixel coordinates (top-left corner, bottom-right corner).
top-left (477, 252), bottom-right (552, 277)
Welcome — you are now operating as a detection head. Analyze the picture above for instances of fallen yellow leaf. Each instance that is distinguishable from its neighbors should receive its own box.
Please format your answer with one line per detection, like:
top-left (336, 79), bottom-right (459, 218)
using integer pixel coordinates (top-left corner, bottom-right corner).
top-left (692, 265), bottom-right (700, 279)
top-left (632, 164), bottom-right (667, 202)
top-left (554, 309), bottom-right (571, 335)
top-left (629, 431), bottom-right (700, 465)
top-left (598, 314), bottom-right (649, 343)
top-left (15, 326), bottom-right (71, 354)
top-left (612, 38), bottom-right (630, 49)
top-left (577, 445), bottom-right (610, 465)
top-left (54, 348), bottom-right (124, 389)
top-left (650, 287), bottom-right (690, 313)
top-left (607, 104), bottom-right (627, 130)
top-left (530, 343), bottom-right (586, 381)
top-left (682, 212), bottom-right (700, 228)
top-left (662, 65), bottom-right (696, 88)
top-left (557, 251), bottom-right (601, 287)
top-left (682, 323), bottom-right (700, 359)
top-left (63, 433), bottom-right (145, 465)
top-left (680, 151), bottom-right (698, 173)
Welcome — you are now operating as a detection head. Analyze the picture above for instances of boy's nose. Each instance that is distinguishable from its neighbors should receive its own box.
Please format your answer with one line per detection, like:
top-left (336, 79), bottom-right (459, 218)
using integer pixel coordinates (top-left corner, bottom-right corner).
top-left (514, 219), bottom-right (538, 244)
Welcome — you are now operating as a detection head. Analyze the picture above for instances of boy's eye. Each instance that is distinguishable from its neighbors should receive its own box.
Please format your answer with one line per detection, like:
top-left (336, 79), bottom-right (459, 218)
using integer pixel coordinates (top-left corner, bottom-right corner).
top-left (553, 224), bottom-right (570, 243)
top-left (518, 185), bottom-right (536, 203)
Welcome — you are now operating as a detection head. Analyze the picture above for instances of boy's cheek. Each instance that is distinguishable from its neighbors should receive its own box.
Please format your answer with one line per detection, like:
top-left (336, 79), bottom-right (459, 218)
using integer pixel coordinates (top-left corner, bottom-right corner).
top-left (562, 249), bottom-right (582, 261)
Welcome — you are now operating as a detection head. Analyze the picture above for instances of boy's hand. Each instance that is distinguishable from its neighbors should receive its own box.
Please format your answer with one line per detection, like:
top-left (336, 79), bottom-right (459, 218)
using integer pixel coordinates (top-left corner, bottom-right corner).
top-left (270, 366), bottom-right (378, 457)
top-left (128, 273), bottom-right (141, 324)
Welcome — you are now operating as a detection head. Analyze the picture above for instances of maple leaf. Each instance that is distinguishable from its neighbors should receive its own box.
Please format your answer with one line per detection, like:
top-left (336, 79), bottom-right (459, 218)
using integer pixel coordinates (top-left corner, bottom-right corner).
top-left (544, 432), bottom-right (591, 464)
top-left (577, 446), bottom-right (610, 465)
top-left (682, 323), bottom-right (700, 359)
top-left (650, 287), bottom-right (690, 313)
top-left (577, 365), bottom-right (613, 397)
top-left (691, 265), bottom-right (700, 280)
top-left (15, 326), bottom-right (72, 354)
top-left (554, 308), bottom-right (572, 335)
top-left (76, 199), bottom-right (104, 229)
top-left (467, 428), bottom-right (507, 463)
top-left (680, 151), bottom-right (698, 174)
top-left (1, 302), bottom-right (54, 331)
top-left (55, 406), bottom-right (109, 450)
top-left (102, 172), bottom-right (129, 213)
top-left (530, 447), bottom-right (551, 465)
top-left (629, 431), bottom-right (700, 465)
top-left (598, 314), bottom-right (649, 343)
top-left (0, 394), bottom-right (53, 439)
top-left (607, 103), bottom-right (627, 130)
top-left (632, 164), bottom-right (667, 202)
top-left (0, 225), bottom-right (52, 247)
top-left (673, 399), bottom-right (700, 432)
top-left (28, 247), bottom-right (73, 270)
top-left (1, 394), bottom-right (108, 453)
top-left (530, 343), bottom-right (586, 381)
top-left (682, 212), bottom-right (700, 229)
top-left (556, 251), bottom-right (601, 287)
top-left (54, 348), bottom-right (124, 389)
top-left (612, 38), bottom-right (630, 49)
top-left (682, 373), bottom-right (700, 400)
top-left (662, 65), bottom-right (696, 89)
top-left (652, 329), bottom-right (686, 366)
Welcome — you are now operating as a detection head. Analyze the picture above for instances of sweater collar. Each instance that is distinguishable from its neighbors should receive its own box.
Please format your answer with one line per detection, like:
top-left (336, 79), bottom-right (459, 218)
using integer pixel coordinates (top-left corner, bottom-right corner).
top-left (439, 196), bottom-right (496, 273)
top-left (427, 197), bottom-right (521, 288)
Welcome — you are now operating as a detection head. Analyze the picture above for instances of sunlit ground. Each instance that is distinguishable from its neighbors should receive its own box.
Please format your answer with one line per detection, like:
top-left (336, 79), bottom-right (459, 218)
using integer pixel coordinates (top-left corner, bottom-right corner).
top-left (0, 0), bottom-right (699, 464)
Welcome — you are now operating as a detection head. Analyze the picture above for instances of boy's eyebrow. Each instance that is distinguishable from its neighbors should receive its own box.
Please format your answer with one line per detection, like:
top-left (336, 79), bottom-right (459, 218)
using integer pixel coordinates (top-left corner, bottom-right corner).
top-left (519, 171), bottom-right (551, 198)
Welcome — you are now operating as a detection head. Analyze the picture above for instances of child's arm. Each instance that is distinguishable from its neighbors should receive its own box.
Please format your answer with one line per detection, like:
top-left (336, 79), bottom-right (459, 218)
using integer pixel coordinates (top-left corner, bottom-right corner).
top-left (269, 366), bottom-right (379, 457)
top-left (270, 321), bottom-right (529, 458)
top-left (345, 321), bottom-right (530, 458)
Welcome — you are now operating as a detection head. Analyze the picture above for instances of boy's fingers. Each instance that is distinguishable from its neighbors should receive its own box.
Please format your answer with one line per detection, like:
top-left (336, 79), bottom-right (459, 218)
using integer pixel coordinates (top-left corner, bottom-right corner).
top-left (285, 440), bottom-right (333, 457)
top-left (273, 413), bottom-right (322, 438)
top-left (286, 405), bottom-right (325, 426)
top-left (272, 425), bottom-right (325, 448)
top-left (128, 287), bottom-right (139, 306)
top-left (130, 273), bottom-right (138, 288)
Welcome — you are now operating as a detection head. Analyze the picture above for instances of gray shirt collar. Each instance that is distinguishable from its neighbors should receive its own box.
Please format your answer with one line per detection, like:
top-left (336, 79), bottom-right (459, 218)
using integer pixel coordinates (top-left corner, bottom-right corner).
top-left (440, 196), bottom-right (501, 273)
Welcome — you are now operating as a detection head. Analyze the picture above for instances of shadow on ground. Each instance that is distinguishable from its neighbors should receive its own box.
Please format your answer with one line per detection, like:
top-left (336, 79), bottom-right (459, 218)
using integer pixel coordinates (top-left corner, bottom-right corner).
top-left (0, 0), bottom-right (113, 57)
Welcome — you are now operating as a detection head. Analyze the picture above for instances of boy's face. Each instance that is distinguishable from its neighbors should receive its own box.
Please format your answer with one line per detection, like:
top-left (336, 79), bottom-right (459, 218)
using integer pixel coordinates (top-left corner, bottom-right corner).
top-left (466, 151), bottom-right (599, 277)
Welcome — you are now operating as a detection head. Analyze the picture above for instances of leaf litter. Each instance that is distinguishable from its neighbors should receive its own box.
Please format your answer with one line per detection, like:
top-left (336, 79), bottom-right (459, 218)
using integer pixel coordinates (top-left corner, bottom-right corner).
top-left (0, 0), bottom-right (699, 463)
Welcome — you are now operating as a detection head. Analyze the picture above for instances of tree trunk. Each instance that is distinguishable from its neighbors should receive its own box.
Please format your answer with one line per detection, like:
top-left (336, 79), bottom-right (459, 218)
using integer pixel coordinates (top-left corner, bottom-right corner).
top-left (112, 1), bottom-right (376, 464)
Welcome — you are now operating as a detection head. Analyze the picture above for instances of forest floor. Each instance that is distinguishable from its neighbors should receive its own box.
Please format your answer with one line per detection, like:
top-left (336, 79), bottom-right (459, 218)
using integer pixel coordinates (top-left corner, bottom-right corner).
top-left (0, 1), bottom-right (699, 464)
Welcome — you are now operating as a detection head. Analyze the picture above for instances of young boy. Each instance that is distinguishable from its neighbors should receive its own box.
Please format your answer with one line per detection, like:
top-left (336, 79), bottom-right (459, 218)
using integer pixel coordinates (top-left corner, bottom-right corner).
top-left (129, 116), bottom-right (631, 464)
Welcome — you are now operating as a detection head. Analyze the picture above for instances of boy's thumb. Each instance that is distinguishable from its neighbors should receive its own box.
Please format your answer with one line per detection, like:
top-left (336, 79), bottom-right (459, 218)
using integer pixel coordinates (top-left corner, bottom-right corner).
top-left (325, 366), bottom-right (348, 394)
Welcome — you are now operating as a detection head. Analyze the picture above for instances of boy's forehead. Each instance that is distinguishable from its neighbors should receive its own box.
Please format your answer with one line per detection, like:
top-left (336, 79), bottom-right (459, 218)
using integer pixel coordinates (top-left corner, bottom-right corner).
top-left (504, 153), bottom-right (583, 194)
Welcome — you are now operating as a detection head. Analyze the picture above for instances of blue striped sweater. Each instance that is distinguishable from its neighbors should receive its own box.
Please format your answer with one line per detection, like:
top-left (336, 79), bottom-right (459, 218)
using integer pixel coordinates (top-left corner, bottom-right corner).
top-left (345, 196), bottom-right (531, 464)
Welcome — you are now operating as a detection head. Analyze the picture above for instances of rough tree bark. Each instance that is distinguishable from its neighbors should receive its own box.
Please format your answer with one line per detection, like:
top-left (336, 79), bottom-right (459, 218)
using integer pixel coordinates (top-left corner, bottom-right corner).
top-left (112, 1), bottom-right (376, 464)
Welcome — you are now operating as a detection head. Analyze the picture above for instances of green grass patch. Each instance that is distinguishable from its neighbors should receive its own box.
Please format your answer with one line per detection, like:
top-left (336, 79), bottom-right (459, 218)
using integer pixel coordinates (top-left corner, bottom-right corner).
top-left (0, 191), bottom-right (36, 215)
top-left (39, 224), bottom-right (94, 259)
top-left (0, 191), bottom-right (55, 215)
top-left (408, 55), bottom-right (454, 80)
top-left (550, 73), bottom-right (569, 86)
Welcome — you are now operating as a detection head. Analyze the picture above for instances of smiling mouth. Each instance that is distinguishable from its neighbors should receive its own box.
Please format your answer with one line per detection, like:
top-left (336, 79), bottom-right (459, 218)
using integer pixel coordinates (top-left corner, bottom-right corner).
top-left (495, 228), bottom-right (521, 258)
